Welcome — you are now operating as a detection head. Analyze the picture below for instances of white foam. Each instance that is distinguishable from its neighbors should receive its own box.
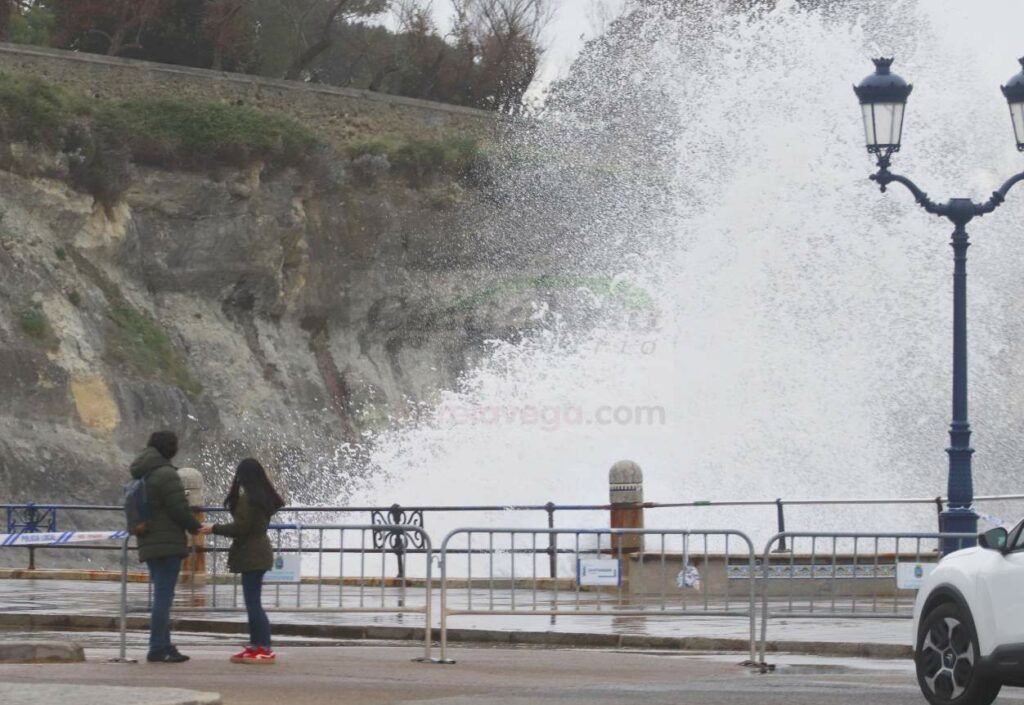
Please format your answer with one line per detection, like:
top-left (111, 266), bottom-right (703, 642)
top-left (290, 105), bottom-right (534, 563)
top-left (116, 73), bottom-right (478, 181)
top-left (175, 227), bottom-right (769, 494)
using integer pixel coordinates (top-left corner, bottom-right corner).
top-left (361, 0), bottom-right (1024, 543)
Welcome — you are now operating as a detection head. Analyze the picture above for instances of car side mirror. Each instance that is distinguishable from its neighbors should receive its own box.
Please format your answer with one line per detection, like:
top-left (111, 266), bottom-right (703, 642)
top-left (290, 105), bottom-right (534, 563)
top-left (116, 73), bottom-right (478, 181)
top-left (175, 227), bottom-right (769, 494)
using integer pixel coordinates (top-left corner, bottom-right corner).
top-left (979, 527), bottom-right (1009, 552)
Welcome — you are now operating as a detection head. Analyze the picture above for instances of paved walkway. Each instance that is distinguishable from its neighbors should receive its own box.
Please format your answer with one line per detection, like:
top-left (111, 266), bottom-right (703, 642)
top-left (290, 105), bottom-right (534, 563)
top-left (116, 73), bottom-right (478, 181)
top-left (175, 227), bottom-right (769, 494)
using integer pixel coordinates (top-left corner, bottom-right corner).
top-left (0, 682), bottom-right (219, 705)
top-left (0, 578), bottom-right (958, 704)
top-left (0, 645), bottom-right (936, 705)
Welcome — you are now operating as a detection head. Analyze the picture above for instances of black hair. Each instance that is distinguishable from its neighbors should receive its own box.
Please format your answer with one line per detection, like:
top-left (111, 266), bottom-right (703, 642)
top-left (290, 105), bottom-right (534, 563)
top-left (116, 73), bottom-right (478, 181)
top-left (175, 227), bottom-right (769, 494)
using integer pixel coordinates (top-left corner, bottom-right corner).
top-left (224, 458), bottom-right (285, 517)
top-left (148, 431), bottom-right (179, 460)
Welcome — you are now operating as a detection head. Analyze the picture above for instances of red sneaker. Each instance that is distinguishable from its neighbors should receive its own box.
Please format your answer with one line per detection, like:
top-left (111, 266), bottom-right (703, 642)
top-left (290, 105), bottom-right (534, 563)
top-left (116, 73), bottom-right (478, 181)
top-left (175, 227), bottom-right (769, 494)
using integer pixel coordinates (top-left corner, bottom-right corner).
top-left (230, 646), bottom-right (256, 664)
top-left (245, 647), bottom-right (276, 665)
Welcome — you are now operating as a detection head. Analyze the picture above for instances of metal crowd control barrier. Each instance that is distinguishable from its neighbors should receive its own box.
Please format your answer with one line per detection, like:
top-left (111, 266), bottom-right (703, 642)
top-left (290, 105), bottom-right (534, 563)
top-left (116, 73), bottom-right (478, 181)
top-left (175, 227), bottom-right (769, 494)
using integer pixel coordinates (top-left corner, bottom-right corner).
top-left (115, 535), bottom-right (133, 662)
top-left (0, 529), bottom-right (136, 662)
top-left (9, 491), bottom-right (1024, 571)
top-left (120, 524), bottom-right (434, 661)
top-left (4, 524), bottom-right (999, 664)
top-left (437, 527), bottom-right (758, 663)
top-left (756, 531), bottom-right (977, 664)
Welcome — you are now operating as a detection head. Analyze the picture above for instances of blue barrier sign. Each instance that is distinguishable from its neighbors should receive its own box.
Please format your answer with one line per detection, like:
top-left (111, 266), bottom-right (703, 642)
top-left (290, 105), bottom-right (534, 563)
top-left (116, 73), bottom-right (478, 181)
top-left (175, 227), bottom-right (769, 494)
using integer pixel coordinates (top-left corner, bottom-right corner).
top-left (0, 530), bottom-right (128, 547)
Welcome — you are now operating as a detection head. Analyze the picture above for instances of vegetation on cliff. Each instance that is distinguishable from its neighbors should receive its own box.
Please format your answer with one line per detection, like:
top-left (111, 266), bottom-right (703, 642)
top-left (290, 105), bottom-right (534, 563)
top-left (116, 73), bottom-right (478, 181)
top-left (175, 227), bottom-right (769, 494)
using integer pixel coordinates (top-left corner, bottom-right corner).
top-left (0, 71), bottom-right (316, 201)
top-left (106, 301), bottom-right (203, 398)
top-left (17, 303), bottom-right (60, 351)
top-left (0, 71), bottom-right (484, 205)
top-left (94, 99), bottom-right (317, 170)
top-left (348, 136), bottom-right (483, 186)
top-left (67, 249), bottom-right (203, 398)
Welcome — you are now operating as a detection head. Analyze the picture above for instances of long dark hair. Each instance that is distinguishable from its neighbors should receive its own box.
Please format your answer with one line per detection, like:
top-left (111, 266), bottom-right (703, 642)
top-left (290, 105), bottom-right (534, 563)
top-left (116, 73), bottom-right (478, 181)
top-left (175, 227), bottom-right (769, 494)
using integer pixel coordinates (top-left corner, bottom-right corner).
top-left (224, 458), bottom-right (285, 517)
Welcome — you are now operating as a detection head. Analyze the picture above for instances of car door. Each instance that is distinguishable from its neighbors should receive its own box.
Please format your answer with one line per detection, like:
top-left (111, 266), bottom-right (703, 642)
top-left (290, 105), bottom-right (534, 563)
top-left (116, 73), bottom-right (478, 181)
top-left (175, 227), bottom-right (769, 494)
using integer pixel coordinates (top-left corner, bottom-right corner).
top-left (981, 522), bottom-right (1024, 649)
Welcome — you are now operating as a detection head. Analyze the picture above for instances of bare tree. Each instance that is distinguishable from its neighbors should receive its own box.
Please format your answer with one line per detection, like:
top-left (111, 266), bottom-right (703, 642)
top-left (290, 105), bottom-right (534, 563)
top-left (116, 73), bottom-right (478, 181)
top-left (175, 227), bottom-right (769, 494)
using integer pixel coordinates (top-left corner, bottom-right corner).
top-left (85, 0), bottom-right (171, 57)
top-left (204, 0), bottom-right (253, 70)
top-left (279, 0), bottom-right (390, 81)
top-left (46, 0), bottom-right (169, 56)
top-left (383, 0), bottom-right (448, 95)
top-left (392, 0), bottom-right (434, 30)
top-left (0, 0), bottom-right (16, 40)
top-left (453, 0), bottom-right (551, 48)
top-left (450, 0), bottom-right (553, 112)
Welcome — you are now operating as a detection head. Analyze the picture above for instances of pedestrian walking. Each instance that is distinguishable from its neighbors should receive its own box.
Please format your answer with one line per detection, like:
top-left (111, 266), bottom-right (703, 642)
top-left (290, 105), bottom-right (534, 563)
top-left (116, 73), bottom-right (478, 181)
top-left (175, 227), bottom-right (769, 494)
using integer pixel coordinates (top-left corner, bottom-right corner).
top-left (201, 458), bottom-right (285, 665)
top-left (129, 431), bottom-right (201, 664)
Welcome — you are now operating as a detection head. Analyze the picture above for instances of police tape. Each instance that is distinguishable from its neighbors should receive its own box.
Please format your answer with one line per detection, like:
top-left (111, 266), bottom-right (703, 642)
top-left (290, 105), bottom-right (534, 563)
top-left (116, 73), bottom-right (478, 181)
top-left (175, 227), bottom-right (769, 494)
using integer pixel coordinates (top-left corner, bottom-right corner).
top-left (0, 530), bottom-right (129, 547)
top-left (977, 512), bottom-right (1005, 528)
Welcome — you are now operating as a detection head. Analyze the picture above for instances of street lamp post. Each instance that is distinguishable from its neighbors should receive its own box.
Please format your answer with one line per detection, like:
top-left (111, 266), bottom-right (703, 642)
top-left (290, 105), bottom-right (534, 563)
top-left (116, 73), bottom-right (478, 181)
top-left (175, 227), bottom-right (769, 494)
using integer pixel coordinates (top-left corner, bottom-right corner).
top-left (854, 58), bottom-right (1024, 551)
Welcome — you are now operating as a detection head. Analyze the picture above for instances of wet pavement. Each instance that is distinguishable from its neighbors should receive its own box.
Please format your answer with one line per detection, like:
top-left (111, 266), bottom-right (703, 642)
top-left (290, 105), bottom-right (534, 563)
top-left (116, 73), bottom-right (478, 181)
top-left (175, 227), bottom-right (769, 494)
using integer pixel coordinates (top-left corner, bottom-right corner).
top-left (0, 577), bottom-right (981, 704)
top-left (0, 644), bottom-right (998, 705)
top-left (0, 682), bottom-right (220, 705)
top-left (0, 629), bottom-right (355, 651)
top-left (0, 577), bottom-right (913, 647)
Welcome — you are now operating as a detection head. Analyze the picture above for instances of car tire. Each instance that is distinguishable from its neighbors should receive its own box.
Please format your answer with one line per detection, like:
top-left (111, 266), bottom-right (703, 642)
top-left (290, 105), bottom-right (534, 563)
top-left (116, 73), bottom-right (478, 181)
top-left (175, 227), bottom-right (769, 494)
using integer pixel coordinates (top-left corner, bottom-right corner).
top-left (916, 602), bottom-right (1001, 705)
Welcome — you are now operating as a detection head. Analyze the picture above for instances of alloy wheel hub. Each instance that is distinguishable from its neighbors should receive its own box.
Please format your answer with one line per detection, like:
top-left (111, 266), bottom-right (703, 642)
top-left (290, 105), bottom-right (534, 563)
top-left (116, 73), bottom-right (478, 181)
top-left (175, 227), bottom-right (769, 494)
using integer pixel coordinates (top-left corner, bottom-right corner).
top-left (922, 616), bottom-right (975, 701)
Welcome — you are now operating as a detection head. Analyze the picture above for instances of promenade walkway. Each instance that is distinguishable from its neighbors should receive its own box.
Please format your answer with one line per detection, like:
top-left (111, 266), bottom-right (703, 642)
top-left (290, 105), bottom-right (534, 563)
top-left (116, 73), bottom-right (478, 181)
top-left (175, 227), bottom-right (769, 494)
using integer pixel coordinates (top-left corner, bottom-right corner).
top-left (0, 644), bottom-right (924, 705)
top-left (0, 575), bottom-right (930, 704)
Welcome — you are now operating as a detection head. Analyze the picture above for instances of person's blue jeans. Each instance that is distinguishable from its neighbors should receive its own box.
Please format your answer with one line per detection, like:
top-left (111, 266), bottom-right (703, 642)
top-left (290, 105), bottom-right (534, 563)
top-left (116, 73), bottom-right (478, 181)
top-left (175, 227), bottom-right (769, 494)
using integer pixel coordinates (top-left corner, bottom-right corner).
top-left (146, 555), bottom-right (182, 655)
top-left (241, 570), bottom-right (271, 649)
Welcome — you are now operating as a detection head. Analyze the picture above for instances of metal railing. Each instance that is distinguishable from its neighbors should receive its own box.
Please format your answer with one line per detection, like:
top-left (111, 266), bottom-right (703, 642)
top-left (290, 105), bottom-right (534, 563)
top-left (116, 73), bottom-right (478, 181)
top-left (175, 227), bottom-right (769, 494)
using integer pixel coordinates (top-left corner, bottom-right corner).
top-left (5, 491), bottom-right (1022, 565)
top-left (4, 504), bottom-right (58, 570)
top-left (756, 531), bottom-right (977, 664)
top-left (437, 527), bottom-right (758, 663)
top-left (0, 529), bottom-right (135, 661)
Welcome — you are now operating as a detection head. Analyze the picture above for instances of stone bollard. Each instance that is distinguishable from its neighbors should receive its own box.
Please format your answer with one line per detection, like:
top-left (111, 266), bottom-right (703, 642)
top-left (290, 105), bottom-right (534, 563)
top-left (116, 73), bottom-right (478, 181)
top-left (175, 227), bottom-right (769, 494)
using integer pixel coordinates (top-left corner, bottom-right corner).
top-left (609, 460), bottom-right (644, 555)
top-left (177, 467), bottom-right (206, 589)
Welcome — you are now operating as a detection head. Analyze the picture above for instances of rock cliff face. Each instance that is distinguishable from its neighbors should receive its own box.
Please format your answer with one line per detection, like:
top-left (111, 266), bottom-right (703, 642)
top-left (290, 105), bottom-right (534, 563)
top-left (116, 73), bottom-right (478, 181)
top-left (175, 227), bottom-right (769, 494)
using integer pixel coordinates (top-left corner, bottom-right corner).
top-left (0, 41), bottom-right (671, 522)
top-left (0, 149), bottom-right (543, 510)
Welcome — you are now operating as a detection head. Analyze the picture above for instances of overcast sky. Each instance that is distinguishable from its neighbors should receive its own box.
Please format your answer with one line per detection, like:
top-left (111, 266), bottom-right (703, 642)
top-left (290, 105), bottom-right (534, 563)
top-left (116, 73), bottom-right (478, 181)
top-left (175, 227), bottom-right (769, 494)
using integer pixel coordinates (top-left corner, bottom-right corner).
top-left (536, 0), bottom-right (628, 89)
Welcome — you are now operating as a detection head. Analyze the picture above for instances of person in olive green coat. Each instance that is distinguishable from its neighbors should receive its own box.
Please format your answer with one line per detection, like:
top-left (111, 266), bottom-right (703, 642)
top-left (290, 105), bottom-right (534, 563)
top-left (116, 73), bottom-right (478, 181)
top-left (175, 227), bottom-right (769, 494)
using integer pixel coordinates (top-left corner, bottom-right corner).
top-left (201, 458), bottom-right (284, 664)
top-left (129, 431), bottom-right (201, 664)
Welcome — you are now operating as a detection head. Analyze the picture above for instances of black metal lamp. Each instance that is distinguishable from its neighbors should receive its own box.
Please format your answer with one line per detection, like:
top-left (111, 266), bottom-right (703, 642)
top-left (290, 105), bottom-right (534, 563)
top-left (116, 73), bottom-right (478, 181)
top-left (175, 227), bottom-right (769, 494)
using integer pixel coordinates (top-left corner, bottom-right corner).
top-left (853, 56), bottom-right (1024, 553)
top-left (1001, 58), bottom-right (1024, 151)
top-left (854, 58), bottom-right (913, 160)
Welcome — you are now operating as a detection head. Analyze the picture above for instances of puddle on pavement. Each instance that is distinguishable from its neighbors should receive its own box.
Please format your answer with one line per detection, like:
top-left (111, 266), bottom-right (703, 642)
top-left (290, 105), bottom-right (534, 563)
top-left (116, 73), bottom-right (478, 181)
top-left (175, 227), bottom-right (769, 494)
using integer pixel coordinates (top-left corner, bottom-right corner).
top-left (619, 649), bottom-right (915, 676)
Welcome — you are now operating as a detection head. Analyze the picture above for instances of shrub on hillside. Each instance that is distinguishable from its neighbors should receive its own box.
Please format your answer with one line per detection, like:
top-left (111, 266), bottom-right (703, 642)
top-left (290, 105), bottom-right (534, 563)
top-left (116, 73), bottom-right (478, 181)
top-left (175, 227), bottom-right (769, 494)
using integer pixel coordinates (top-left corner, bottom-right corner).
top-left (106, 301), bottom-right (202, 397)
top-left (0, 73), bottom-right (87, 145)
top-left (95, 100), bottom-right (318, 171)
top-left (0, 72), bottom-right (322, 207)
top-left (17, 304), bottom-right (60, 351)
top-left (347, 135), bottom-right (484, 186)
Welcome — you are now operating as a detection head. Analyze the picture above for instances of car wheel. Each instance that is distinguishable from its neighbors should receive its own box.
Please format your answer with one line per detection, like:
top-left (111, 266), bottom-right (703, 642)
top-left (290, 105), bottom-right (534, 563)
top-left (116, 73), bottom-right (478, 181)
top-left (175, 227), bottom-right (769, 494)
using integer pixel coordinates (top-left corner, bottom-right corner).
top-left (916, 603), bottom-right (1001, 705)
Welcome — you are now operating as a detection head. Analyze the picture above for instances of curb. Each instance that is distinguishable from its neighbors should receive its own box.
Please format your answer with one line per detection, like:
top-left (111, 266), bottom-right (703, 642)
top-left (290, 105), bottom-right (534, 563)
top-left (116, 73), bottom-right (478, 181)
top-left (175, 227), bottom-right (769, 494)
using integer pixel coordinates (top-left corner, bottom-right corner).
top-left (0, 683), bottom-right (220, 705)
top-left (0, 612), bottom-right (913, 660)
top-left (0, 641), bottom-right (85, 663)
top-left (0, 569), bottom-right (148, 583)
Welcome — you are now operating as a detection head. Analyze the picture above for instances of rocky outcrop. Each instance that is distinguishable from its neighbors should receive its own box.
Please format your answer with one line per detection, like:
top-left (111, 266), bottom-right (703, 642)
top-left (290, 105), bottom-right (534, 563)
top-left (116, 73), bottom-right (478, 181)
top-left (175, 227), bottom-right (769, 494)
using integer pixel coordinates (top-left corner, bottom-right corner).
top-left (0, 150), bottom-right (547, 510)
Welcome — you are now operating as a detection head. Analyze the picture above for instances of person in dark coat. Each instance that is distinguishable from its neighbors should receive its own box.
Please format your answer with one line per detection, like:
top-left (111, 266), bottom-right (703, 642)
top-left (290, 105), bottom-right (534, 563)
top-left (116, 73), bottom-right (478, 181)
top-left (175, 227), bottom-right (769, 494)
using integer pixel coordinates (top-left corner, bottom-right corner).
top-left (201, 458), bottom-right (284, 665)
top-left (129, 430), bottom-right (201, 663)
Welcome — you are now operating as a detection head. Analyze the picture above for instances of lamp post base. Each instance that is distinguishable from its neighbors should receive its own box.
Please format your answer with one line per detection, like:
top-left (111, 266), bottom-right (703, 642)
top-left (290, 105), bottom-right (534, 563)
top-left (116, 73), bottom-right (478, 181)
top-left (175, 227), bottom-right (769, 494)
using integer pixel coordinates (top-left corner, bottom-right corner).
top-left (939, 507), bottom-right (979, 554)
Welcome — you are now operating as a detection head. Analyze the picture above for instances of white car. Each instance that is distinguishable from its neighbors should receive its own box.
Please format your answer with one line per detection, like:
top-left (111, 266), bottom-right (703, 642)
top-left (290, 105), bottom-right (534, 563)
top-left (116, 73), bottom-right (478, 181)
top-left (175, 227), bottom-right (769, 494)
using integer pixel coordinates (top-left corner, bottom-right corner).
top-left (913, 524), bottom-right (1024, 705)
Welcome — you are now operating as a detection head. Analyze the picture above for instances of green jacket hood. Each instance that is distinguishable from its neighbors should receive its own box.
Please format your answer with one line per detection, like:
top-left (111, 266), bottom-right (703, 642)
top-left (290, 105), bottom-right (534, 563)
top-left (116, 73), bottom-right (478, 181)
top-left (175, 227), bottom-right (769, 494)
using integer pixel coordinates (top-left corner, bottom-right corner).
top-left (130, 446), bottom-right (172, 479)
